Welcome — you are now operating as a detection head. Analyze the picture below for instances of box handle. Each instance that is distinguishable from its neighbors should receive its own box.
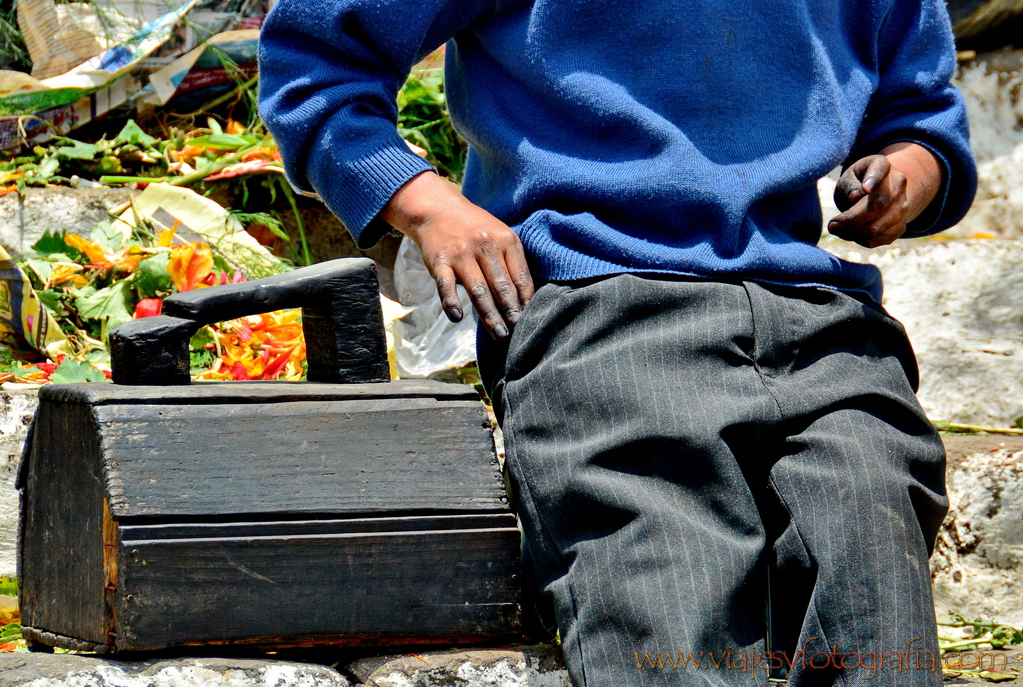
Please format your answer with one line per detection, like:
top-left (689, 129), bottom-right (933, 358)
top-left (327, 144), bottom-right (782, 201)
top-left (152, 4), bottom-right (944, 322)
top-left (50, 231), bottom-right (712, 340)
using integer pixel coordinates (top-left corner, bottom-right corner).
top-left (108, 258), bottom-right (390, 386)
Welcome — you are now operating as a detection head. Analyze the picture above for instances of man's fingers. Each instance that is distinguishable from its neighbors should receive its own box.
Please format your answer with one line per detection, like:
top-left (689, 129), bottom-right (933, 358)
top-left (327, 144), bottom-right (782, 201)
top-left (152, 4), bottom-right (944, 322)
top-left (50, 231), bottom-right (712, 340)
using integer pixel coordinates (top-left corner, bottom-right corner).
top-left (829, 193), bottom-right (869, 233)
top-left (830, 188), bottom-right (888, 231)
top-left (456, 263), bottom-right (509, 339)
top-left (434, 256), bottom-right (512, 338)
top-left (387, 173), bottom-right (531, 339)
top-left (479, 251), bottom-right (523, 325)
top-left (505, 244), bottom-right (535, 308)
top-left (834, 169), bottom-right (863, 210)
top-left (835, 155), bottom-right (890, 209)
top-left (432, 263), bottom-right (464, 323)
top-left (859, 155), bottom-right (890, 194)
top-left (829, 200), bottom-right (907, 247)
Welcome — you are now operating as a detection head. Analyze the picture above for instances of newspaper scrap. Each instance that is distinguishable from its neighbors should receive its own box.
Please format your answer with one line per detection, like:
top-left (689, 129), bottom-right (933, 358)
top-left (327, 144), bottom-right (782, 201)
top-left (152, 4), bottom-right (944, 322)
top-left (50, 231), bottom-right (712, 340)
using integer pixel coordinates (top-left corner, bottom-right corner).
top-left (0, 1), bottom-right (264, 150)
top-left (0, 246), bottom-right (69, 359)
top-left (0, 0), bottom-right (198, 116)
top-left (112, 183), bottom-right (291, 279)
top-left (138, 0), bottom-right (263, 70)
top-left (0, 73), bottom-right (143, 152)
top-left (18, 0), bottom-right (182, 80)
top-left (146, 29), bottom-right (258, 106)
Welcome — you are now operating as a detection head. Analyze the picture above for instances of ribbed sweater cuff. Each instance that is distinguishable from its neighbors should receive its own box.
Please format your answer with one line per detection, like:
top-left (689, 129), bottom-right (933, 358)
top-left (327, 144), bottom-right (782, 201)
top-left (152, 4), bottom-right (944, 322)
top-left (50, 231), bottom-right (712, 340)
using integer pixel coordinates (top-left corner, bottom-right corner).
top-left (314, 143), bottom-right (435, 249)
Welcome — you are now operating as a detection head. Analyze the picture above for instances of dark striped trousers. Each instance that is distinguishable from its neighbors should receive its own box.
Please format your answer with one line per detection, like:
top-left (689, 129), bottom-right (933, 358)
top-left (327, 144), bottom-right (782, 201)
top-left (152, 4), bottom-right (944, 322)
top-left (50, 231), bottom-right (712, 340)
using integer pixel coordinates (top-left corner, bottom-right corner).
top-left (479, 274), bottom-right (946, 687)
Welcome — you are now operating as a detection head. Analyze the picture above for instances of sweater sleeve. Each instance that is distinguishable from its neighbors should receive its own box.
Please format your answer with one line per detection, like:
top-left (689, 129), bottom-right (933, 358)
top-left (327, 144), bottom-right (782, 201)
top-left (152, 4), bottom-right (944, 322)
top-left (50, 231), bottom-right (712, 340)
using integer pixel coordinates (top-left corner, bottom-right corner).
top-left (848, 0), bottom-right (978, 237)
top-left (258, 0), bottom-right (493, 247)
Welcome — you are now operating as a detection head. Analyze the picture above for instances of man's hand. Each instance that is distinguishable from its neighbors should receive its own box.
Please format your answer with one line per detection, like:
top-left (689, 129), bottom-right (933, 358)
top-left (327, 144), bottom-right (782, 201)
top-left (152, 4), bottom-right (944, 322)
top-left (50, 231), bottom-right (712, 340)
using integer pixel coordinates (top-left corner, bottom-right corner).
top-left (828, 142), bottom-right (943, 248)
top-left (381, 171), bottom-right (534, 340)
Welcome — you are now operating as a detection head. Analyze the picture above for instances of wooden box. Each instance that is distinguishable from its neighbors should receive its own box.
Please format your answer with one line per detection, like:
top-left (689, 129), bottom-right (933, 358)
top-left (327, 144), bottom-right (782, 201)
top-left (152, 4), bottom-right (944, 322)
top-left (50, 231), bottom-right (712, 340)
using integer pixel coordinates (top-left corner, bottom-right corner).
top-left (18, 259), bottom-right (521, 653)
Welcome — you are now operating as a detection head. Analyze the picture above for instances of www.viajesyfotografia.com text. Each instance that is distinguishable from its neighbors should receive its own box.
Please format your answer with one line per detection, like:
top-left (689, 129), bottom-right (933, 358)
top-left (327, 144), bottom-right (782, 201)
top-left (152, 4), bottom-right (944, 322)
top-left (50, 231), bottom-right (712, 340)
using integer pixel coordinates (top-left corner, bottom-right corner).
top-left (634, 638), bottom-right (1011, 679)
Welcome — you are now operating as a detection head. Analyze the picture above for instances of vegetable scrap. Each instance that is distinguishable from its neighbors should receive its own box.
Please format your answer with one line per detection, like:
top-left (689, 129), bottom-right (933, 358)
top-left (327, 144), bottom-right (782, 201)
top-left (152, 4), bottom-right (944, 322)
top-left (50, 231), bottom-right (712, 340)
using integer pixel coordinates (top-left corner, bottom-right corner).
top-left (193, 309), bottom-right (306, 382)
top-left (0, 189), bottom-right (300, 385)
top-left (0, 118), bottom-right (283, 196)
top-left (0, 577), bottom-right (22, 653)
top-left (939, 612), bottom-right (1023, 682)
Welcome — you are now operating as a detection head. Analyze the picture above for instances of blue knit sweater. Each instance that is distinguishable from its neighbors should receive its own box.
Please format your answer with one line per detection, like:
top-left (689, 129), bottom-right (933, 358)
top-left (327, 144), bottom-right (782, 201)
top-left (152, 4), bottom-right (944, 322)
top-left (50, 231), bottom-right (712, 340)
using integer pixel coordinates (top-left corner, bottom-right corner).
top-left (258, 0), bottom-right (976, 303)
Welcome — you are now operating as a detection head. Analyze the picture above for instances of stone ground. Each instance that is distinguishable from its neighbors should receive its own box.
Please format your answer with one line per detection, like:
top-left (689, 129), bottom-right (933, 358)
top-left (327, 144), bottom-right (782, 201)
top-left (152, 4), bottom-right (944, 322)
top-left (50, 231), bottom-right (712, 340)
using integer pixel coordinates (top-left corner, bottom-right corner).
top-left (3, 643), bottom-right (1023, 685)
top-left (0, 646), bottom-right (571, 686)
top-left (0, 654), bottom-right (353, 687)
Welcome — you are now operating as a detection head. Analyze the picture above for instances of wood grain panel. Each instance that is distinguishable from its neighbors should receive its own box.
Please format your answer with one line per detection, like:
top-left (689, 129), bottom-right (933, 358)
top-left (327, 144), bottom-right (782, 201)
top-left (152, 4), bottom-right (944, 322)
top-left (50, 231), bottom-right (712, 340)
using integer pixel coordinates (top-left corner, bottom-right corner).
top-left (120, 513), bottom-right (517, 541)
top-left (117, 527), bottom-right (522, 649)
top-left (20, 401), bottom-right (111, 644)
top-left (96, 399), bottom-right (504, 519)
top-left (40, 379), bottom-right (480, 407)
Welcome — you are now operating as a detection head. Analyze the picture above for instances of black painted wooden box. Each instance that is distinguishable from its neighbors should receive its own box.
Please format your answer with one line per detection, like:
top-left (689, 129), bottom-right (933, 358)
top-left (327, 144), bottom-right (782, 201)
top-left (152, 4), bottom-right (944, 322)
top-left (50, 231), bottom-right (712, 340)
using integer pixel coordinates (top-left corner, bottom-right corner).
top-left (18, 259), bottom-right (521, 653)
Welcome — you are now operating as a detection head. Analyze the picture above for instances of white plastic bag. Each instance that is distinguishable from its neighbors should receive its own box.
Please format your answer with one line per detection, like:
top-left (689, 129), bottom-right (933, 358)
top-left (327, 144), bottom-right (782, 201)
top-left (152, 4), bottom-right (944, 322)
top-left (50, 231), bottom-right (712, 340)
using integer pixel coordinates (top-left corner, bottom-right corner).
top-left (392, 236), bottom-right (477, 378)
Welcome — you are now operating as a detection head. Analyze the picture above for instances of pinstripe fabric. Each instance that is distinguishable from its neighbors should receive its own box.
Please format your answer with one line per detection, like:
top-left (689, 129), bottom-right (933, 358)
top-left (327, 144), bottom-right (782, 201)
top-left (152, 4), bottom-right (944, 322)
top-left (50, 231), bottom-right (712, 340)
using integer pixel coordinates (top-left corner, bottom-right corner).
top-left (481, 274), bottom-right (946, 687)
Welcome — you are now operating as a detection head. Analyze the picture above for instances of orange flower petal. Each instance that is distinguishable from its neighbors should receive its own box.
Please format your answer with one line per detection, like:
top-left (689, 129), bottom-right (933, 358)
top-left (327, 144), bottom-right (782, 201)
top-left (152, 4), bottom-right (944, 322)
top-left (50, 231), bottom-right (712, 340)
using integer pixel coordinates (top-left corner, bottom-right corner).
top-left (157, 225), bottom-right (177, 247)
top-left (168, 242), bottom-right (214, 292)
top-left (65, 234), bottom-right (110, 266)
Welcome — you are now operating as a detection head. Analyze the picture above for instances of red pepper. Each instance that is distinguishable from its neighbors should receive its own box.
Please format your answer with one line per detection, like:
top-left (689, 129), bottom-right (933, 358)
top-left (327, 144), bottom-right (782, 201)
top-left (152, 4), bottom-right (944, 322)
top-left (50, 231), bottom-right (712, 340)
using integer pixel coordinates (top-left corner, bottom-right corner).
top-left (37, 354), bottom-right (65, 378)
top-left (203, 271), bottom-right (225, 286)
top-left (134, 298), bottom-right (163, 318)
top-left (259, 347), bottom-right (295, 381)
top-left (230, 362), bottom-right (252, 381)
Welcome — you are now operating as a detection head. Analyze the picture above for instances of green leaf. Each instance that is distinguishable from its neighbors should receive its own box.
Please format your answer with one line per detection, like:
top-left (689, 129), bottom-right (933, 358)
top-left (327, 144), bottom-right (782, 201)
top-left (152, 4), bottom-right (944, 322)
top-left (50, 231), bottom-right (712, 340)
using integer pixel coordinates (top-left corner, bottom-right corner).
top-left (193, 156), bottom-right (215, 174)
top-left (979, 670), bottom-right (1019, 683)
top-left (190, 347), bottom-right (216, 374)
top-left (134, 253), bottom-right (172, 298)
top-left (0, 578), bottom-right (16, 597)
top-left (113, 120), bottom-right (157, 148)
top-left (74, 281), bottom-right (133, 340)
top-left (0, 623), bottom-right (21, 641)
top-left (48, 358), bottom-right (107, 384)
top-left (190, 326), bottom-right (215, 351)
top-left (229, 211), bottom-right (288, 241)
top-left (96, 156), bottom-right (123, 175)
top-left (35, 290), bottom-right (65, 317)
top-left (83, 348), bottom-right (110, 363)
top-left (55, 140), bottom-right (102, 160)
top-left (211, 254), bottom-right (235, 281)
top-left (89, 222), bottom-right (125, 252)
top-left (30, 229), bottom-right (69, 256)
top-left (34, 157), bottom-right (59, 178)
top-left (21, 258), bottom-right (53, 287)
top-left (186, 134), bottom-right (259, 150)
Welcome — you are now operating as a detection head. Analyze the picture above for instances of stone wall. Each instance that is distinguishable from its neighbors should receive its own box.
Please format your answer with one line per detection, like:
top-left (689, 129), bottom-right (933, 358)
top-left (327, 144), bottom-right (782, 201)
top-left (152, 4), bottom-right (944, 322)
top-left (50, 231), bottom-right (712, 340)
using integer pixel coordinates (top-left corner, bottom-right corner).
top-left (934, 437), bottom-right (1023, 628)
top-left (0, 187), bottom-right (135, 259)
top-left (0, 391), bottom-right (38, 578)
top-left (0, 646), bottom-right (570, 686)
